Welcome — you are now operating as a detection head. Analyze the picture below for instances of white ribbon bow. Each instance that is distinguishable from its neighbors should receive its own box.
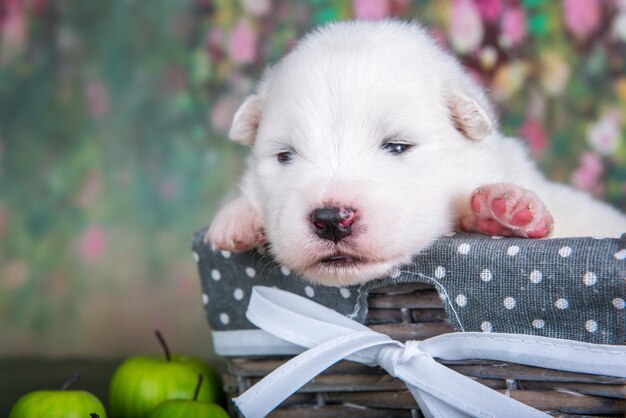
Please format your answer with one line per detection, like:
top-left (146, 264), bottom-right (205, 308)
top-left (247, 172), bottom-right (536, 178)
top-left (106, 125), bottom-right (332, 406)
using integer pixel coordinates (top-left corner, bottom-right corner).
top-left (234, 286), bottom-right (626, 418)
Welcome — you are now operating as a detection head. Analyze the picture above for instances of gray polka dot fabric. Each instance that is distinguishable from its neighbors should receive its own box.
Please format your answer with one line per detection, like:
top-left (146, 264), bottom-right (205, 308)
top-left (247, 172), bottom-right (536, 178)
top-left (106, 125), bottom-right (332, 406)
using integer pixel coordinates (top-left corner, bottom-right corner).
top-left (192, 231), bottom-right (368, 332)
top-left (192, 229), bottom-right (626, 345)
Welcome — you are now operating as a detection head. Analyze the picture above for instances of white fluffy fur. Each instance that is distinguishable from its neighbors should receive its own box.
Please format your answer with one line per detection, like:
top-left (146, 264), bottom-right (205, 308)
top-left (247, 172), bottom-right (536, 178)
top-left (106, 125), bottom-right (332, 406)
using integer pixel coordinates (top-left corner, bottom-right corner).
top-left (207, 20), bottom-right (626, 286)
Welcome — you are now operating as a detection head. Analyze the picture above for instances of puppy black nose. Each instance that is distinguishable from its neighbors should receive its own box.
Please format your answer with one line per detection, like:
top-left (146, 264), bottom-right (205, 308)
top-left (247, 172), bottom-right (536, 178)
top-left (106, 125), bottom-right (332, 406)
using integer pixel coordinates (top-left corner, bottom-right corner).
top-left (311, 207), bottom-right (355, 243)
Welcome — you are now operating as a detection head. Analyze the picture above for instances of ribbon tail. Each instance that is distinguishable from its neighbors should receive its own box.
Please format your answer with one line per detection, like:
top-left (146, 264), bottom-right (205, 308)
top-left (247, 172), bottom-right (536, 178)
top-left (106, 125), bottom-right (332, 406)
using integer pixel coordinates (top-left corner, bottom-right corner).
top-left (234, 331), bottom-right (397, 418)
top-left (420, 333), bottom-right (626, 378)
top-left (395, 353), bottom-right (550, 418)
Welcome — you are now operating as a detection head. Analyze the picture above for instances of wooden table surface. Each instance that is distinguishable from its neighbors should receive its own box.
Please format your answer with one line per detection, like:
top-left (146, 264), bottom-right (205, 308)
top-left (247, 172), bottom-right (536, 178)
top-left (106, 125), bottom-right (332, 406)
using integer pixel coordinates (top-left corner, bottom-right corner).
top-left (1, 357), bottom-right (122, 415)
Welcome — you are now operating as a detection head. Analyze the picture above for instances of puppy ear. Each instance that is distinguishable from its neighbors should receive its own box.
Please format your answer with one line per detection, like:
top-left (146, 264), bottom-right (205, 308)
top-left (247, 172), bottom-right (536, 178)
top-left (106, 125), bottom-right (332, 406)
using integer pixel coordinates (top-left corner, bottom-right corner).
top-left (446, 91), bottom-right (493, 141)
top-left (229, 94), bottom-right (263, 146)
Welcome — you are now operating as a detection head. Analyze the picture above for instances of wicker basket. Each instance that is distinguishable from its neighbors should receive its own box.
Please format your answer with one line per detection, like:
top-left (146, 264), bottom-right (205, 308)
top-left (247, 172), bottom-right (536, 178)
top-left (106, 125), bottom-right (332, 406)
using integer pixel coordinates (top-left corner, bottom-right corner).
top-left (220, 282), bottom-right (625, 417)
top-left (193, 230), bottom-right (626, 417)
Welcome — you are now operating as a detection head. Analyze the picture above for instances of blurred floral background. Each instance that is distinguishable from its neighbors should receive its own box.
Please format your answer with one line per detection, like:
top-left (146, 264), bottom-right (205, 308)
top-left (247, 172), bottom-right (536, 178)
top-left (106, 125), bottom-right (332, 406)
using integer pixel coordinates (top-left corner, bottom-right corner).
top-left (1, 0), bottom-right (625, 357)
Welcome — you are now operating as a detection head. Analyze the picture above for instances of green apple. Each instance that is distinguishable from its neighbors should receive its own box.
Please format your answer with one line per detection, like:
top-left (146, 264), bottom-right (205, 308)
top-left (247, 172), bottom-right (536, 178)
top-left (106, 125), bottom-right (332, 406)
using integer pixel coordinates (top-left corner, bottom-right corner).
top-left (9, 373), bottom-right (107, 418)
top-left (149, 401), bottom-right (228, 418)
top-left (149, 375), bottom-right (229, 418)
top-left (109, 330), bottom-right (223, 418)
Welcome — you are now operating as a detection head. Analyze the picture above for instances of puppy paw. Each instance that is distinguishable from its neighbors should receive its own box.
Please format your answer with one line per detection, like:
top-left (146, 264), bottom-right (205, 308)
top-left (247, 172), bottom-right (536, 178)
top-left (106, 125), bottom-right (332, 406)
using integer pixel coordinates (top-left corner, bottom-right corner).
top-left (460, 183), bottom-right (554, 238)
top-left (204, 196), bottom-right (265, 252)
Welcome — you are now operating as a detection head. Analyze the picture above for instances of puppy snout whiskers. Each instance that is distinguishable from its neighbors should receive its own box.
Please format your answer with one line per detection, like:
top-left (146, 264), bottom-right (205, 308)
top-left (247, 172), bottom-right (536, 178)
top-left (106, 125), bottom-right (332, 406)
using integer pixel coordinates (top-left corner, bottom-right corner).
top-left (311, 207), bottom-right (355, 243)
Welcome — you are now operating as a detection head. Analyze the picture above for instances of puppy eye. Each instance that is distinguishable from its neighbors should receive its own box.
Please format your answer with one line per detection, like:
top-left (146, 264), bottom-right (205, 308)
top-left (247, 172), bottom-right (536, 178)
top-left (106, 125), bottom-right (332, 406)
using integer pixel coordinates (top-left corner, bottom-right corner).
top-left (277, 150), bottom-right (295, 164)
top-left (382, 142), bottom-right (412, 155)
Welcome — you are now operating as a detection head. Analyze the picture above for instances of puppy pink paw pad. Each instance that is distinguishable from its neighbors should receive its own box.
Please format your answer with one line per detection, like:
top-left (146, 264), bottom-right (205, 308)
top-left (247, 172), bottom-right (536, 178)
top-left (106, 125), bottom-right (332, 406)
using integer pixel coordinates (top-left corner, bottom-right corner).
top-left (511, 209), bottom-right (534, 227)
top-left (477, 218), bottom-right (511, 236)
top-left (527, 226), bottom-right (551, 238)
top-left (463, 183), bottom-right (553, 239)
top-left (491, 197), bottom-right (508, 219)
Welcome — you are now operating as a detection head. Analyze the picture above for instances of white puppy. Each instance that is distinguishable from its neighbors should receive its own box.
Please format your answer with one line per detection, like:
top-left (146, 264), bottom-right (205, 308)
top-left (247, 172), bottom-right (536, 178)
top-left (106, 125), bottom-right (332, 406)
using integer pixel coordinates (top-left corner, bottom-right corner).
top-left (206, 20), bottom-right (626, 286)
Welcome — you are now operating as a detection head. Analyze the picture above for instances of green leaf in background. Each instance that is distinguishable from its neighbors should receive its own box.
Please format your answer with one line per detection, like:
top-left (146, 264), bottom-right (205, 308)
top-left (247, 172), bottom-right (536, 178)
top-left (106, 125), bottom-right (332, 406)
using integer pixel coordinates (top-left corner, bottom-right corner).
top-left (522, 0), bottom-right (544, 9)
top-left (528, 13), bottom-right (549, 37)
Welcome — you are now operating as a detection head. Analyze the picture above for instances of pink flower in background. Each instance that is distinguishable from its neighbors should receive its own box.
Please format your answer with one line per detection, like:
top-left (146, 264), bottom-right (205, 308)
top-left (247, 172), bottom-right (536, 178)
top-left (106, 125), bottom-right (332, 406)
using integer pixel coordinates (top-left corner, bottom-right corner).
top-left (477, 0), bottom-right (503, 22)
top-left (210, 96), bottom-right (237, 133)
top-left (587, 110), bottom-right (622, 156)
top-left (84, 80), bottom-right (110, 120)
top-left (571, 151), bottom-right (604, 193)
top-left (353, 0), bottom-right (391, 20)
top-left (563, 0), bottom-right (601, 39)
top-left (501, 6), bottom-right (527, 46)
top-left (3, 258), bottom-right (29, 289)
top-left (449, 0), bottom-right (484, 54)
top-left (519, 118), bottom-right (548, 156)
top-left (1, 0), bottom-right (27, 63)
top-left (228, 18), bottom-right (257, 65)
top-left (78, 225), bottom-right (107, 262)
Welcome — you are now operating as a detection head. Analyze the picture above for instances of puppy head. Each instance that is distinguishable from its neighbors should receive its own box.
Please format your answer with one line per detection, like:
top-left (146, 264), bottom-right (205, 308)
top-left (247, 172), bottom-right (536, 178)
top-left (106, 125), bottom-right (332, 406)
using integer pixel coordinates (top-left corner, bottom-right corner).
top-left (230, 20), bottom-right (495, 285)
